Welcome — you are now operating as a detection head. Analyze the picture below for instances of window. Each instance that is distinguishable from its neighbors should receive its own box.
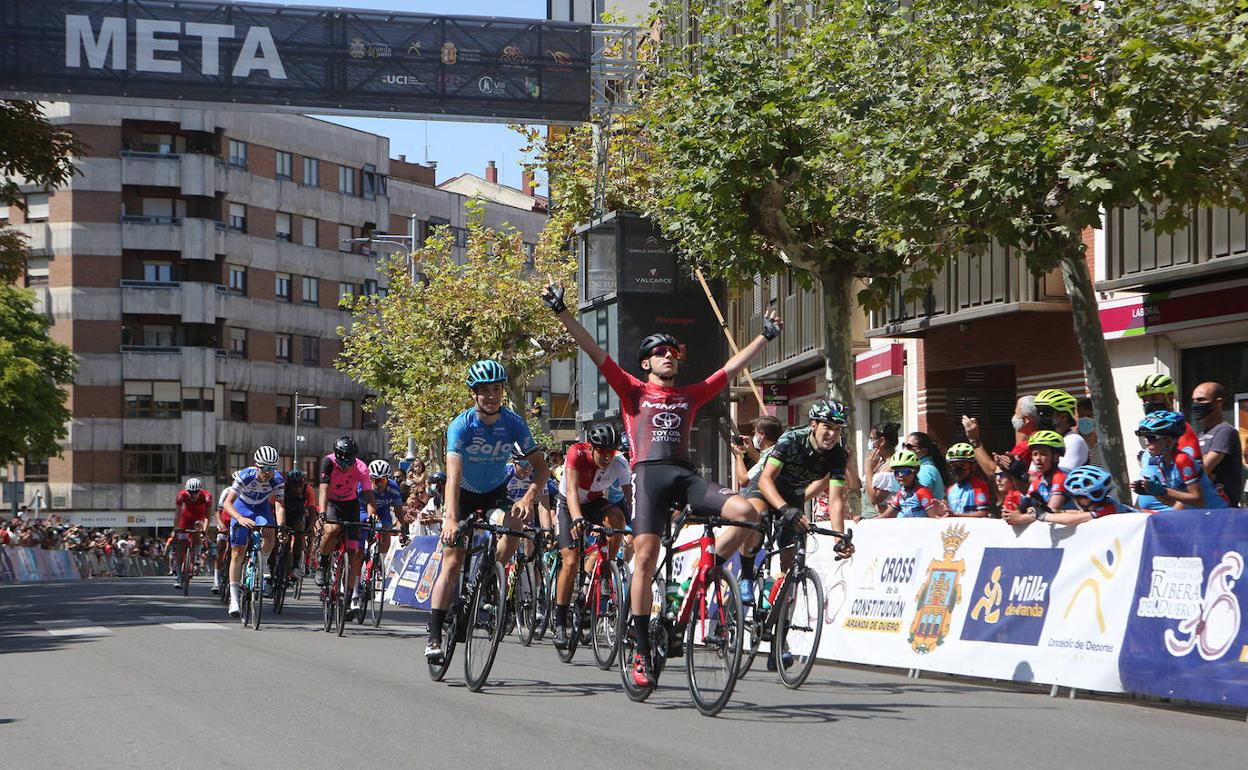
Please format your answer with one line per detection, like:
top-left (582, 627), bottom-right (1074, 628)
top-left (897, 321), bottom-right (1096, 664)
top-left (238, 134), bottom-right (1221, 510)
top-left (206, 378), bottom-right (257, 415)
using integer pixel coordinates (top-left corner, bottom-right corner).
top-left (301, 276), bottom-right (319, 305)
top-left (227, 391), bottom-right (248, 421)
top-left (228, 452), bottom-right (247, 473)
top-left (301, 217), bottom-right (317, 248)
top-left (338, 224), bottom-right (353, 252)
top-left (228, 202), bottom-right (246, 232)
top-left (362, 406), bottom-right (379, 429)
top-left (275, 150), bottom-right (293, 179)
top-left (142, 324), bottom-right (175, 347)
top-left (228, 139), bottom-right (247, 169)
top-left (338, 281), bottom-right (356, 307)
top-left (300, 396), bottom-right (322, 425)
top-left (23, 456), bottom-right (49, 482)
top-left (25, 258), bottom-right (49, 286)
top-left (25, 193), bottom-right (49, 221)
top-left (276, 272), bottom-right (292, 302)
top-left (523, 242), bottom-right (536, 267)
top-left (143, 261), bottom-right (173, 283)
top-left (338, 164), bottom-right (356, 196)
top-left (181, 387), bottom-right (213, 412)
top-left (302, 335), bottom-right (320, 367)
top-left (124, 380), bottom-right (182, 418)
top-left (141, 197), bottom-right (174, 218)
top-left (227, 264), bottom-right (247, 295)
top-left (183, 452), bottom-right (217, 477)
top-left (140, 133), bottom-right (175, 154)
top-left (339, 399), bottom-right (355, 429)
top-left (228, 326), bottom-right (247, 357)
top-left (276, 394), bottom-right (293, 424)
top-left (362, 164), bottom-right (380, 200)
top-left (362, 279), bottom-right (379, 296)
top-left (276, 334), bottom-right (291, 362)
top-left (302, 156), bottom-right (319, 187)
top-left (275, 212), bottom-right (292, 242)
top-left (452, 226), bottom-right (468, 248)
top-left (123, 444), bottom-right (180, 482)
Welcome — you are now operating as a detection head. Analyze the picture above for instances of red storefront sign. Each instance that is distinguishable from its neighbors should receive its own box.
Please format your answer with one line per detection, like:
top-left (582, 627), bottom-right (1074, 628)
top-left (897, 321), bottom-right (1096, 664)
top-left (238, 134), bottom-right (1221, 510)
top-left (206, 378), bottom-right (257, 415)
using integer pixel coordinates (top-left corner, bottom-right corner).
top-left (854, 343), bottom-right (904, 385)
top-left (1099, 278), bottom-right (1248, 340)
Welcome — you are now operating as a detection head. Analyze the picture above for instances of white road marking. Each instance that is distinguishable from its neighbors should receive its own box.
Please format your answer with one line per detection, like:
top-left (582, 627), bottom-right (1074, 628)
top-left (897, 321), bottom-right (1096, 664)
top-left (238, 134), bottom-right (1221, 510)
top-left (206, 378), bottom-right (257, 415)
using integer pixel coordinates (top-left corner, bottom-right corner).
top-left (140, 615), bottom-right (225, 630)
top-left (36, 619), bottom-right (113, 636)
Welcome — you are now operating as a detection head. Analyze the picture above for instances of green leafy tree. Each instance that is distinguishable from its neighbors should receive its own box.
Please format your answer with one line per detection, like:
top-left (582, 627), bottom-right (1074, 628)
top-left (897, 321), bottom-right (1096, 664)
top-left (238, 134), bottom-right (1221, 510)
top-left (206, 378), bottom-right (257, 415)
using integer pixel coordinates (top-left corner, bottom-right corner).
top-left (337, 200), bottom-right (575, 455)
top-left (0, 101), bottom-right (80, 465)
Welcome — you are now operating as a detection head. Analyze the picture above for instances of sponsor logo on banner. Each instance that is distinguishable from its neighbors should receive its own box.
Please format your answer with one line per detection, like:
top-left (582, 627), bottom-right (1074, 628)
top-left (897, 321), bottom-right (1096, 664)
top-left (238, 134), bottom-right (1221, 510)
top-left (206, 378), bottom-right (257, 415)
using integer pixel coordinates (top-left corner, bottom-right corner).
top-left (441, 42), bottom-right (458, 64)
top-left (349, 38), bottom-right (392, 59)
top-left (961, 548), bottom-right (1063, 645)
top-left (1045, 538), bottom-right (1124, 656)
top-left (908, 524), bottom-right (969, 653)
top-left (842, 552), bottom-right (919, 634)
top-left (1137, 551), bottom-right (1243, 661)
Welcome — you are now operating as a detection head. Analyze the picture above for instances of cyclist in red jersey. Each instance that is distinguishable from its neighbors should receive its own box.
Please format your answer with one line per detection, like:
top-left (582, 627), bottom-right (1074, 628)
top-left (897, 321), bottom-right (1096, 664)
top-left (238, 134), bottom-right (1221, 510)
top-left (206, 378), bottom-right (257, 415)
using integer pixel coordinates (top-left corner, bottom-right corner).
top-left (1136, 373), bottom-right (1200, 457)
top-left (544, 283), bottom-right (783, 687)
top-left (172, 478), bottom-right (211, 590)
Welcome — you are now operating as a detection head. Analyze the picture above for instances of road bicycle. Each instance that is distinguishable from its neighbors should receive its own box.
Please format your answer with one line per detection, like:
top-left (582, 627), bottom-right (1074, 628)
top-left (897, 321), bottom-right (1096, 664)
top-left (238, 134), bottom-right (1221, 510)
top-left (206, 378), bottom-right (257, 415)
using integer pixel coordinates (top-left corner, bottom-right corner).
top-left (508, 525), bottom-right (552, 647)
top-left (320, 519), bottom-right (370, 637)
top-left (356, 525), bottom-right (404, 628)
top-left (238, 525), bottom-right (276, 631)
top-left (620, 507), bottom-right (748, 717)
top-left (557, 522), bottom-right (629, 670)
top-left (737, 516), bottom-right (852, 688)
top-left (269, 525), bottom-right (299, 614)
top-left (171, 527), bottom-right (199, 597)
top-left (426, 509), bottom-right (534, 692)
top-left (293, 523), bottom-right (321, 602)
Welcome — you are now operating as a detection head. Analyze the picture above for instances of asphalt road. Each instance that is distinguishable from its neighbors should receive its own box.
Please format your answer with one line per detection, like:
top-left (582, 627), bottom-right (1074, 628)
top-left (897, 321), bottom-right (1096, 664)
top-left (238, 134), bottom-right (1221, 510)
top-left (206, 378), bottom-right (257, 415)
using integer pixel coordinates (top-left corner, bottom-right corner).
top-left (2, 577), bottom-right (1246, 769)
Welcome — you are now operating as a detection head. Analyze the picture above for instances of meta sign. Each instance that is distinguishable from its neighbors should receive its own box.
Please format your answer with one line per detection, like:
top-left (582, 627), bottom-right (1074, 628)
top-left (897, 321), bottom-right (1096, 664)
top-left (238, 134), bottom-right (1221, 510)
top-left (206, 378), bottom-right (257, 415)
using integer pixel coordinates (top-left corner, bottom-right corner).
top-left (0, 0), bottom-right (592, 123)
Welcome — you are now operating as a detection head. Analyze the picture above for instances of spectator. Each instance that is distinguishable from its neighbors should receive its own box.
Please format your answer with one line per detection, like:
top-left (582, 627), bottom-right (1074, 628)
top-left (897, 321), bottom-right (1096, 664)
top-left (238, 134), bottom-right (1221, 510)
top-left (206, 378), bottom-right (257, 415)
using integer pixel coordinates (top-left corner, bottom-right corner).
top-left (994, 468), bottom-right (1024, 514)
top-left (876, 450), bottom-right (938, 518)
top-left (904, 431), bottom-right (948, 501)
top-left (941, 443), bottom-right (992, 517)
top-left (405, 459), bottom-right (428, 499)
top-left (861, 422), bottom-right (901, 518)
top-left (1192, 381), bottom-right (1243, 507)
top-left (730, 415), bottom-right (783, 491)
top-left (1136, 373), bottom-right (1200, 457)
top-left (1077, 397), bottom-right (1104, 469)
top-left (1133, 410), bottom-right (1229, 511)
top-left (1004, 431), bottom-right (1072, 524)
top-left (1034, 389), bottom-right (1088, 472)
top-left (547, 449), bottom-right (565, 485)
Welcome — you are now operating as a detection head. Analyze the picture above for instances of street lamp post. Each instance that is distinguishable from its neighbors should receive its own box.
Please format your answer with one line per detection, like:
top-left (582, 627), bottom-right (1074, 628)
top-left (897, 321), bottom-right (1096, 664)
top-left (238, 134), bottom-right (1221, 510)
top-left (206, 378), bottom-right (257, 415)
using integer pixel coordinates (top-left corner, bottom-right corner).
top-left (292, 389), bottom-right (327, 475)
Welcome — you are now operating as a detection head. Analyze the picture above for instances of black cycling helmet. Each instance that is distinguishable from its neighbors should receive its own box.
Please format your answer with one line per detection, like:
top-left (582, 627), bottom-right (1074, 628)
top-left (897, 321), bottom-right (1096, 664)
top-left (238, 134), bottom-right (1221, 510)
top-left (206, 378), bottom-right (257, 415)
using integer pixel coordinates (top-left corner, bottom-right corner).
top-left (638, 332), bottom-right (681, 364)
top-left (333, 436), bottom-right (358, 467)
top-left (430, 471), bottom-right (447, 484)
top-left (587, 423), bottom-right (620, 449)
top-left (286, 469), bottom-right (305, 483)
top-left (511, 443), bottom-right (532, 461)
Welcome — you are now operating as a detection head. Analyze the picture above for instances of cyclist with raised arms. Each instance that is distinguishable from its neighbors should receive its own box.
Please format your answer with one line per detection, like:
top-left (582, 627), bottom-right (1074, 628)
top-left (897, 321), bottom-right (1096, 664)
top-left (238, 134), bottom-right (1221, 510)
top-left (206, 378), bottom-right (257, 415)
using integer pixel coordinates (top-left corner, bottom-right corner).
top-left (172, 478), bottom-right (212, 590)
top-left (222, 446), bottom-right (286, 617)
top-left (315, 436), bottom-right (376, 587)
top-left (543, 283), bottom-right (781, 688)
top-left (552, 423), bottom-right (632, 650)
top-left (424, 359), bottom-right (550, 662)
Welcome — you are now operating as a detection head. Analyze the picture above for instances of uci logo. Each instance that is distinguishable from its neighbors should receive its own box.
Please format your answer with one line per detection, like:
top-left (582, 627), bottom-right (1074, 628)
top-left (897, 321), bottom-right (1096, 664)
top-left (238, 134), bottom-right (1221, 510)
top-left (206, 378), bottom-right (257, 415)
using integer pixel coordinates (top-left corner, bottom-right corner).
top-left (465, 438), bottom-right (510, 457)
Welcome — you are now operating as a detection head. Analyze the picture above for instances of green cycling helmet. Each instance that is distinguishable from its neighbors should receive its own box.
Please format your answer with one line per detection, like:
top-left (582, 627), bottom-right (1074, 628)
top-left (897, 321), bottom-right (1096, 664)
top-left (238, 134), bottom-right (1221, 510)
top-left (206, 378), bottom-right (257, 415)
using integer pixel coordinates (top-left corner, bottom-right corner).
top-left (889, 449), bottom-right (921, 469)
top-left (946, 442), bottom-right (976, 462)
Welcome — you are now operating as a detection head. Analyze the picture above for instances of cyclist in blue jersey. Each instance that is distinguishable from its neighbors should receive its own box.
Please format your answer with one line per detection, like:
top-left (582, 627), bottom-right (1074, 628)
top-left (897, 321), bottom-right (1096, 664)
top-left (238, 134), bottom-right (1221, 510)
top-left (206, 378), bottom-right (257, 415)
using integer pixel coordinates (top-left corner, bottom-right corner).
top-left (425, 359), bottom-right (550, 662)
top-left (505, 446), bottom-right (559, 528)
top-left (346, 459), bottom-right (405, 619)
top-left (222, 446), bottom-right (286, 618)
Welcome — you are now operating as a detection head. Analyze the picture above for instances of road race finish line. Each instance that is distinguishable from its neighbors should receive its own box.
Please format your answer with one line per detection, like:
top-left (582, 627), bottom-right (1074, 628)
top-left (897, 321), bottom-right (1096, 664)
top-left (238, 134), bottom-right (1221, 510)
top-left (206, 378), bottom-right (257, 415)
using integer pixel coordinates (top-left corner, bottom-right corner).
top-left (36, 619), bottom-right (113, 636)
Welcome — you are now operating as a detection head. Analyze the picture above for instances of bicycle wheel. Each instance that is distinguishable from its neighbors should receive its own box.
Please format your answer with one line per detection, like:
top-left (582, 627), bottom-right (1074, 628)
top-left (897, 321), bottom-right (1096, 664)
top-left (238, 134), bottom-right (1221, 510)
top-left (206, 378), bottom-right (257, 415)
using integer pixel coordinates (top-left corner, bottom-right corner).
top-left (335, 555), bottom-right (349, 637)
top-left (513, 558), bottom-right (538, 646)
top-left (773, 569), bottom-right (825, 689)
top-left (592, 562), bottom-right (626, 670)
top-left (686, 568), bottom-right (744, 717)
top-left (464, 558), bottom-right (506, 692)
top-left (239, 564), bottom-right (252, 628)
top-left (353, 559), bottom-right (370, 626)
top-left (620, 576), bottom-right (667, 703)
top-left (537, 555), bottom-right (558, 641)
top-left (557, 569), bottom-right (582, 664)
top-left (250, 551), bottom-right (264, 631)
top-left (737, 574), bottom-right (764, 679)
top-left (369, 557), bottom-right (387, 628)
top-left (321, 557), bottom-right (335, 633)
top-left (181, 544), bottom-right (192, 597)
top-left (427, 605), bottom-right (459, 682)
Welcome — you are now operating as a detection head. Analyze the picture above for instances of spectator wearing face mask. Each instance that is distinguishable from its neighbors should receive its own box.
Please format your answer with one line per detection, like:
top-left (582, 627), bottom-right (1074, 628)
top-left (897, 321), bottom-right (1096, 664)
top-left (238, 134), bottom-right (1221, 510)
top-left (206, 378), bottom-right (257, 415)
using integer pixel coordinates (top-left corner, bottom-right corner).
top-left (1077, 397), bottom-right (1104, 469)
top-left (1034, 389), bottom-right (1088, 473)
top-left (862, 422), bottom-right (901, 518)
top-left (730, 415), bottom-right (783, 491)
top-left (1136, 373), bottom-right (1200, 458)
top-left (1191, 381), bottom-right (1243, 507)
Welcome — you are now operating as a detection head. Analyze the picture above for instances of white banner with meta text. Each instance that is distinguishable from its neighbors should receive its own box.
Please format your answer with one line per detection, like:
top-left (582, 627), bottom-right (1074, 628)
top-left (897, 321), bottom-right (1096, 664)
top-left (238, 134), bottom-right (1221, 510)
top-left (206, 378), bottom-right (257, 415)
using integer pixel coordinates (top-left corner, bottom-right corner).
top-left (806, 515), bottom-right (1150, 693)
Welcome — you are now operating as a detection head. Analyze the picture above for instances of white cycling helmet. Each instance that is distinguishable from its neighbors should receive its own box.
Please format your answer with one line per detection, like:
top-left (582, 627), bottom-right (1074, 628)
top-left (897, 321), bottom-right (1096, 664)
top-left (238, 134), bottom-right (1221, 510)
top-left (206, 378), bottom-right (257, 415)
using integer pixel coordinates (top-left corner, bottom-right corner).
top-left (185, 477), bottom-right (202, 492)
top-left (368, 459), bottom-right (391, 479)
top-left (254, 446), bottom-right (279, 467)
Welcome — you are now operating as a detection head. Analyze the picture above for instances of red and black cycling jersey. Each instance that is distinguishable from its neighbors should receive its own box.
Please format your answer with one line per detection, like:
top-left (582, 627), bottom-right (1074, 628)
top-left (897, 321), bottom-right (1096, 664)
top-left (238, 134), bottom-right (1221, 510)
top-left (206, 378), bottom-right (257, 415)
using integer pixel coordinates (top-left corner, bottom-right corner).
top-left (600, 355), bottom-right (727, 467)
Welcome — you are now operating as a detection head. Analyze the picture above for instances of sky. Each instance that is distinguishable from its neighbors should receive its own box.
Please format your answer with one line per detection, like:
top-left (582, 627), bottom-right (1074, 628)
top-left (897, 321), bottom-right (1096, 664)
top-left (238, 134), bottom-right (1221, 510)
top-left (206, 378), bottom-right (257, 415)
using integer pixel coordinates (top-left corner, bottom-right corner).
top-left (297, 0), bottom-right (551, 191)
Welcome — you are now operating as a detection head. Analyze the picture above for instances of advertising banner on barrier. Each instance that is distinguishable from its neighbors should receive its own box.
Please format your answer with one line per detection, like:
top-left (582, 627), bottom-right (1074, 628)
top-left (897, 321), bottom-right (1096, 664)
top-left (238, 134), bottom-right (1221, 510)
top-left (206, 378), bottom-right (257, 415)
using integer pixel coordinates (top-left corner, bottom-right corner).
top-left (1118, 510), bottom-right (1248, 707)
top-left (387, 536), bottom-right (446, 611)
top-left (810, 516), bottom-right (1149, 692)
top-left (0, 546), bottom-right (82, 582)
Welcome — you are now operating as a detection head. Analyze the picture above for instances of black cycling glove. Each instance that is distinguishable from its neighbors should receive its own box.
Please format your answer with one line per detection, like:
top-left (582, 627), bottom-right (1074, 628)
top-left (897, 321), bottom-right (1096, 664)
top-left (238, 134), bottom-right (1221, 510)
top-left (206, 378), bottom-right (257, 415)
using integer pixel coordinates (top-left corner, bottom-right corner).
top-left (779, 505), bottom-right (803, 524)
top-left (542, 284), bottom-right (567, 314)
top-left (761, 315), bottom-right (781, 341)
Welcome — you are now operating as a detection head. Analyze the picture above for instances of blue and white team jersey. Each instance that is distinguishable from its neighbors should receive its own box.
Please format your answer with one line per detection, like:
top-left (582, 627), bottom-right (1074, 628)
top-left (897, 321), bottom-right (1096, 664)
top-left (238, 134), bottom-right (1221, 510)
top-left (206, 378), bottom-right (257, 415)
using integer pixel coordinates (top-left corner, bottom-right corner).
top-left (447, 407), bottom-right (538, 493)
top-left (504, 464), bottom-right (559, 503)
top-left (230, 467), bottom-right (285, 507)
top-left (358, 480), bottom-right (404, 525)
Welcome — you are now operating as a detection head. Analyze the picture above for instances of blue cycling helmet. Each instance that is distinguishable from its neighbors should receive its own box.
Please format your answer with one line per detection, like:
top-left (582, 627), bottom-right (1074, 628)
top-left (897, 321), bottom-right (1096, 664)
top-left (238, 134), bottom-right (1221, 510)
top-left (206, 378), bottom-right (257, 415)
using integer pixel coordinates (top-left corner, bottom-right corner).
top-left (1064, 465), bottom-right (1113, 502)
top-left (1136, 410), bottom-right (1185, 438)
top-left (466, 359), bottom-right (507, 388)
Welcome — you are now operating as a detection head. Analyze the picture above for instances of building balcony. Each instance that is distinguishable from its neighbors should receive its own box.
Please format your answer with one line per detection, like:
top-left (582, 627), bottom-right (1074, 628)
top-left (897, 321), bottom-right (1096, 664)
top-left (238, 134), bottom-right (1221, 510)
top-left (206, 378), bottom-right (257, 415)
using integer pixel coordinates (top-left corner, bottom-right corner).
top-left (119, 280), bottom-right (223, 324)
top-left (119, 216), bottom-right (224, 259)
top-left (1099, 203), bottom-right (1248, 291)
top-left (120, 346), bottom-right (218, 386)
top-left (119, 150), bottom-right (222, 197)
top-left (734, 286), bottom-right (827, 378)
top-left (11, 222), bottom-right (51, 256)
top-left (867, 243), bottom-right (1068, 337)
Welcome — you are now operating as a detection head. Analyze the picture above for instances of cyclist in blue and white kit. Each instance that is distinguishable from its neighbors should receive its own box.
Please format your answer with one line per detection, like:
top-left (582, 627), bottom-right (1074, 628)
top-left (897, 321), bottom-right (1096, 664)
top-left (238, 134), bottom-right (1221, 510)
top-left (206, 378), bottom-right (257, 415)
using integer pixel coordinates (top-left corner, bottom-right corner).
top-left (222, 446), bottom-right (286, 618)
top-left (425, 359), bottom-right (550, 662)
top-left (505, 446), bottom-right (559, 527)
top-left (347, 459), bottom-right (406, 619)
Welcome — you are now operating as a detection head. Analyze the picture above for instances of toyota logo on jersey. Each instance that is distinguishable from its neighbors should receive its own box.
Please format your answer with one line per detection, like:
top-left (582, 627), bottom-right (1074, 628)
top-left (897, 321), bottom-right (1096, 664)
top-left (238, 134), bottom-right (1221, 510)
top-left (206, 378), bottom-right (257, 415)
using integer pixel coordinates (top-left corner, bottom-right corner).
top-left (652, 412), bottom-right (682, 430)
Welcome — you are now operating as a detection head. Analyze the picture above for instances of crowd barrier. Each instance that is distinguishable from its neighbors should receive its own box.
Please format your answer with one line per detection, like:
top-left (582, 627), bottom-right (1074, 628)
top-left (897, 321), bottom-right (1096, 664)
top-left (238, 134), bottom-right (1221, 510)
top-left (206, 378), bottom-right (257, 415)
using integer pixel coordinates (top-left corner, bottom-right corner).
top-left (0, 546), bottom-right (170, 582)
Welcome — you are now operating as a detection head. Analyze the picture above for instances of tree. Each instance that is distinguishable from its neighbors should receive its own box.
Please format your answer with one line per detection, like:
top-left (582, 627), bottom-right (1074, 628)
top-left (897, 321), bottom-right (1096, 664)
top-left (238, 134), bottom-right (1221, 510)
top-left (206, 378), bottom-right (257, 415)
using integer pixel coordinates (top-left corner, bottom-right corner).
top-left (0, 101), bottom-right (81, 466)
top-left (872, 0), bottom-right (1248, 493)
top-left (337, 200), bottom-right (576, 455)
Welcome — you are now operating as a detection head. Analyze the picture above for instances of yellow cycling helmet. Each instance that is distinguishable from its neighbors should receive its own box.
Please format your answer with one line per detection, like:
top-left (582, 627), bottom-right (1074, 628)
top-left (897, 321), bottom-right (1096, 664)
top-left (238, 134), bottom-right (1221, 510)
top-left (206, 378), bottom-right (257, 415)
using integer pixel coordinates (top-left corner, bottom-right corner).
top-left (1028, 430), bottom-right (1066, 451)
top-left (1136, 373), bottom-right (1176, 398)
top-left (1035, 388), bottom-right (1078, 418)
top-left (889, 449), bottom-right (921, 469)
top-left (946, 442), bottom-right (976, 462)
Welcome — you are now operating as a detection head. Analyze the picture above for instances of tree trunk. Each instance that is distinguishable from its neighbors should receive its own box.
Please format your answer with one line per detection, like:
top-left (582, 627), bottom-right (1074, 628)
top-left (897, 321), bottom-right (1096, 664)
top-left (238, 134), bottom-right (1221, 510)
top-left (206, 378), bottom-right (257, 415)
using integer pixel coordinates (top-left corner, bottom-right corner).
top-left (1058, 247), bottom-right (1131, 498)
top-left (819, 263), bottom-right (856, 413)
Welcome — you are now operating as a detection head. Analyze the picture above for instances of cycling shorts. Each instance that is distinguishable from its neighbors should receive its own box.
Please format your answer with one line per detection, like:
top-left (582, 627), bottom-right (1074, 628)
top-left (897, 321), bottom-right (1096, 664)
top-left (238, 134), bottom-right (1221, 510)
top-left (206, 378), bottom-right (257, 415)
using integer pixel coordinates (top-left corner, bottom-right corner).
top-left (228, 499), bottom-right (276, 547)
top-left (741, 488), bottom-right (799, 551)
top-left (352, 508), bottom-right (394, 549)
top-left (323, 497), bottom-right (359, 525)
top-left (175, 510), bottom-right (207, 531)
top-left (445, 484), bottom-right (512, 549)
top-left (555, 496), bottom-right (619, 550)
top-left (630, 461), bottom-right (737, 538)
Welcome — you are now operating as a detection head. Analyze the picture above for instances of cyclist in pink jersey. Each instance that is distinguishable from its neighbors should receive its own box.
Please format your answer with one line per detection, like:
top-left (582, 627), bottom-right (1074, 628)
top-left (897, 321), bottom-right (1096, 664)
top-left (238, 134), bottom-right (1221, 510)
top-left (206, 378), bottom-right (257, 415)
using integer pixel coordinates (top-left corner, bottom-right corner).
top-left (544, 283), bottom-right (783, 687)
top-left (314, 436), bottom-right (376, 587)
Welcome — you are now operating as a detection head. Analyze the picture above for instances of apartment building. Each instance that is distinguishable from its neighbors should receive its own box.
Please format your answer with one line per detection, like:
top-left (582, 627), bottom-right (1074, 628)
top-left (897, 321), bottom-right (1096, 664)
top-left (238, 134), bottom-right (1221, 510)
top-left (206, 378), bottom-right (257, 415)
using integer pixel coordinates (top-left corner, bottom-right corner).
top-left (3, 103), bottom-right (551, 527)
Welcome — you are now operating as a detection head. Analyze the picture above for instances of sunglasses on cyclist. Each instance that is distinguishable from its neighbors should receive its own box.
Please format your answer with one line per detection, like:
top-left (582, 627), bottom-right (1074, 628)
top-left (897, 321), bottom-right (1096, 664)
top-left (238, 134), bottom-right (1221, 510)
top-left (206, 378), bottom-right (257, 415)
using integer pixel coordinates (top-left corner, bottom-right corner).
top-left (1137, 432), bottom-right (1164, 443)
top-left (514, 459), bottom-right (531, 467)
top-left (257, 464), bottom-right (277, 473)
top-left (893, 468), bottom-right (915, 477)
top-left (650, 345), bottom-right (683, 360)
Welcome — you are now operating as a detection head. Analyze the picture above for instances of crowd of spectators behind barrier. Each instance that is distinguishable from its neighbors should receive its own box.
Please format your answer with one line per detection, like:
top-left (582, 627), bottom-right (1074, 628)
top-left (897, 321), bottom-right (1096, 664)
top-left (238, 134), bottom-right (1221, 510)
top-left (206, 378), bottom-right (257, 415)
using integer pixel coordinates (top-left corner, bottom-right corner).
top-left (0, 513), bottom-right (169, 571)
